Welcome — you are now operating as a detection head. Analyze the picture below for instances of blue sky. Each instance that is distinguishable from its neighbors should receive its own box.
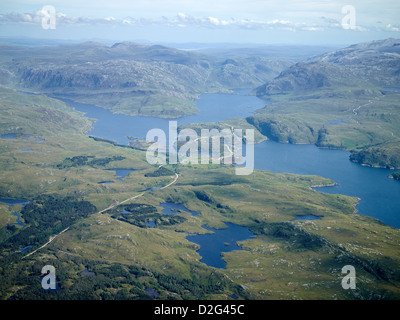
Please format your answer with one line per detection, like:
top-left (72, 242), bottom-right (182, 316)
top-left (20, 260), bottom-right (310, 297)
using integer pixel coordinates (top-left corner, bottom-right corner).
top-left (0, 0), bottom-right (399, 45)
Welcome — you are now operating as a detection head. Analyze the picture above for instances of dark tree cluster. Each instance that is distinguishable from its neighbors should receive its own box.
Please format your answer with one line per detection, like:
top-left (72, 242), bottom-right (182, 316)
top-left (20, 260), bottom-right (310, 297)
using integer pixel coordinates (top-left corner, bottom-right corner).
top-left (56, 155), bottom-right (125, 169)
top-left (1, 195), bottom-right (97, 252)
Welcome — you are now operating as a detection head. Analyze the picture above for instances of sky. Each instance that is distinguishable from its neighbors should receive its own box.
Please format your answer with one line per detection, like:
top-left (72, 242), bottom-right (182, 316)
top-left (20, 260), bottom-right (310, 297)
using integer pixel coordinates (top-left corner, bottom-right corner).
top-left (0, 0), bottom-right (399, 46)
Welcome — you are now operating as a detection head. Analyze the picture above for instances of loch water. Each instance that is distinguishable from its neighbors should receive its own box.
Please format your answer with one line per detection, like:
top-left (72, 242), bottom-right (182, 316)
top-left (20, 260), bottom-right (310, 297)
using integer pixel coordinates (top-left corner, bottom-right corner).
top-left (61, 90), bottom-right (400, 268)
top-left (66, 90), bottom-right (399, 227)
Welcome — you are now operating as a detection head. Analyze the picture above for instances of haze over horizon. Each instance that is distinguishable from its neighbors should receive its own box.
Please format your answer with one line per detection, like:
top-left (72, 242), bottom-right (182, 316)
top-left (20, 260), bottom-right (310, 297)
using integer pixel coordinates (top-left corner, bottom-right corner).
top-left (1, 0), bottom-right (399, 46)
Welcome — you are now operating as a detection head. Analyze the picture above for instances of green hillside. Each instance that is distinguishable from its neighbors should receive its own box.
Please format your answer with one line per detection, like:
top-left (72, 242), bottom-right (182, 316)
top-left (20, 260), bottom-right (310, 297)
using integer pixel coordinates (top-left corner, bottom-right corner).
top-left (1, 88), bottom-right (400, 300)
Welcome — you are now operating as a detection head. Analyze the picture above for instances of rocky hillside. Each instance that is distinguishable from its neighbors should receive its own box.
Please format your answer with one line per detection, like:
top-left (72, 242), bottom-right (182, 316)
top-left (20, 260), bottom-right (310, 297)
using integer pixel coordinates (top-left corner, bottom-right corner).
top-left (250, 38), bottom-right (400, 168)
top-left (256, 38), bottom-right (400, 96)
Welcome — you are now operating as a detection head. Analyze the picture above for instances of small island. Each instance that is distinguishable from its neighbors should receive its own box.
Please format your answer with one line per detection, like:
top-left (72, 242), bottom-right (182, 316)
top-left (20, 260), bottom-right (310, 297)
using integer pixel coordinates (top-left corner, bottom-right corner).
top-left (390, 172), bottom-right (400, 181)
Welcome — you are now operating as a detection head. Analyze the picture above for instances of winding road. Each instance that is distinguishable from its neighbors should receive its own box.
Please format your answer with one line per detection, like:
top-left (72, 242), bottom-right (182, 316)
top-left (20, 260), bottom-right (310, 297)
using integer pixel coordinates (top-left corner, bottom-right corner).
top-left (22, 172), bottom-right (179, 259)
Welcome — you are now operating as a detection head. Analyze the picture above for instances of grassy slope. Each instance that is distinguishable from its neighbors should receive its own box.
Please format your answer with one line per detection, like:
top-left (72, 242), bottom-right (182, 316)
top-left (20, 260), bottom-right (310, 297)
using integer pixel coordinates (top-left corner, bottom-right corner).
top-left (1, 88), bottom-right (400, 299)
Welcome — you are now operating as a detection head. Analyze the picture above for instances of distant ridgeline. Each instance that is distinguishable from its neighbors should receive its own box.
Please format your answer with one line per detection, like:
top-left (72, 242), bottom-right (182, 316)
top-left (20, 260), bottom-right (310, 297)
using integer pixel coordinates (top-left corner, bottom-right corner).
top-left (0, 41), bottom-right (290, 118)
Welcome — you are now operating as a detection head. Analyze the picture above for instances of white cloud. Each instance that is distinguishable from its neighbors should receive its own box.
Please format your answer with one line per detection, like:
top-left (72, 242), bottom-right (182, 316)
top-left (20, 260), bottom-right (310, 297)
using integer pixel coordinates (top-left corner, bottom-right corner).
top-left (0, 10), bottom-right (398, 34)
top-left (386, 24), bottom-right (400, 32)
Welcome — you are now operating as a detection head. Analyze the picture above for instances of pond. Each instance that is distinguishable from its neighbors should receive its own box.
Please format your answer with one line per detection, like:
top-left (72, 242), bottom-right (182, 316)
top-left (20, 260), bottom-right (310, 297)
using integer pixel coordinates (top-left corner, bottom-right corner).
top-left (159, 202), bottom-right (199, 216)
top-left (0, 198), bottom-right (30, 227)
top-left (293, 214), bottom-right (322, 221)
top-left (186, 222), bottom-right (256, 269)
top-left (106, 168), bottom-right (140, 181)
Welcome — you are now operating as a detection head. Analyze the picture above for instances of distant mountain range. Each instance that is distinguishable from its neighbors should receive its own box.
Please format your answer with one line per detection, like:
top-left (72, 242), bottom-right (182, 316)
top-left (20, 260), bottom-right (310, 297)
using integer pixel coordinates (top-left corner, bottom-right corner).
top-left (0, 41), bottom-right (292, 118)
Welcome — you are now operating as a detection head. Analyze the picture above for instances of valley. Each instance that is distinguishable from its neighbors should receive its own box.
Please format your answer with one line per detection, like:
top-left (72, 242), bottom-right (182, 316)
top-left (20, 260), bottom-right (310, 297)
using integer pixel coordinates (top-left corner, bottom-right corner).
top-left (0, 39), bottom-right (400, 300)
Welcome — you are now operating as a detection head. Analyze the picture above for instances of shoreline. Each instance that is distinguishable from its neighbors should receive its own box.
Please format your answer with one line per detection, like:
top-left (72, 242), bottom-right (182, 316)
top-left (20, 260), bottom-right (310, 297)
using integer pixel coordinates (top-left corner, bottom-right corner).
top-left (309, 183), bottom-right (339, 188)
top-left (47, 90), bottom-right (398, 172)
